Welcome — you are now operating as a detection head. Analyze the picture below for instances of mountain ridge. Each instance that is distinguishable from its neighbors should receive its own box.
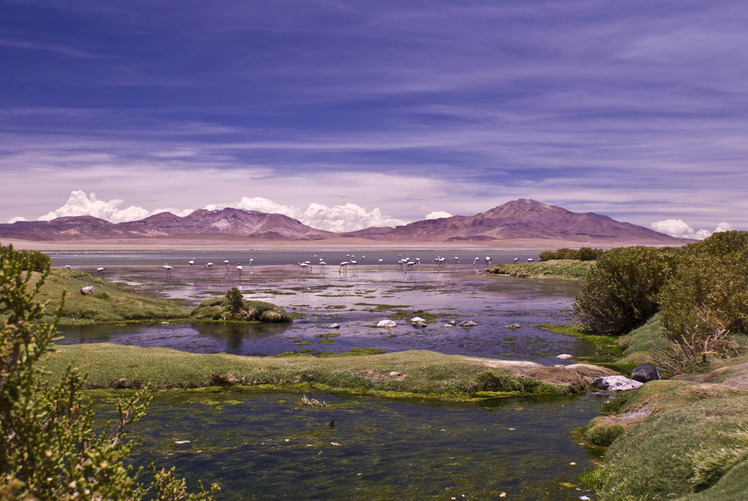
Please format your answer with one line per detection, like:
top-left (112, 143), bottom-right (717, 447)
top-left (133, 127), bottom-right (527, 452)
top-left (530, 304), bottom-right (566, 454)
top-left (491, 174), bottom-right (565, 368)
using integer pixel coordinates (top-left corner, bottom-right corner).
top-left (0, 199), bottom-right (693, 247)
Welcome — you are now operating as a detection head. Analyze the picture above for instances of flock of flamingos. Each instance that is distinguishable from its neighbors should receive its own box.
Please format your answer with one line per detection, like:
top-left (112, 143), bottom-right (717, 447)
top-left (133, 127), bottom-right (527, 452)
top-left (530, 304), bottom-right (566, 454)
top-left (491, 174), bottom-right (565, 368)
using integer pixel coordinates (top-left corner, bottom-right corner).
top-left (140, 254), bottom-right (534, 278)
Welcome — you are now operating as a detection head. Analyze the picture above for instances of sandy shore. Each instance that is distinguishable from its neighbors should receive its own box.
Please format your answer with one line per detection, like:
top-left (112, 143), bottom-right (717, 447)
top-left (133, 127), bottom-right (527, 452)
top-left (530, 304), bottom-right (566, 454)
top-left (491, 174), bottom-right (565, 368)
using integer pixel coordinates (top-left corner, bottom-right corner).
top-left (3, 235), bottom-right (642, 251)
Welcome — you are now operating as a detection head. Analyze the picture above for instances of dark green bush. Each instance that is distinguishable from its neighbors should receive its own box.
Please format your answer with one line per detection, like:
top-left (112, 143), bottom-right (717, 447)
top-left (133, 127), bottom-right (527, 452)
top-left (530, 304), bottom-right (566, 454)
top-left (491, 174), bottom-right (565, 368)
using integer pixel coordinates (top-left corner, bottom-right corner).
top-left (574, 246), bottom-right (677, 336)
top-left (0, 244), bottom-right (51, 273)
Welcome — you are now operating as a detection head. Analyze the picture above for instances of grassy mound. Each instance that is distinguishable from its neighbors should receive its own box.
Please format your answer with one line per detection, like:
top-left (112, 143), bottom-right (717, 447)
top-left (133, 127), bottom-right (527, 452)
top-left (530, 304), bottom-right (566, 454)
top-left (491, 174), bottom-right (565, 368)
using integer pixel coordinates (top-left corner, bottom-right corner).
top-left (43, 346), bottom-right (581, 398)
top-left (593, 382), bottom-right (748, 500)
top-left (32, 269), bottom-right (190, 324)
top-left (190, 296), bottom-right (291, 322)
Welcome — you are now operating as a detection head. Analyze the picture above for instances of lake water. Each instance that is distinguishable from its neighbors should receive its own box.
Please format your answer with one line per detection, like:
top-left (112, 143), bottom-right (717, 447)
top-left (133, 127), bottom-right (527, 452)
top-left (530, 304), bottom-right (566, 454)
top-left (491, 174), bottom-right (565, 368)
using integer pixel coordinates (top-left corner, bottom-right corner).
top-left (101, 388), bottom-right (603, 501)
top-left (52, 249), bottom-right (607, 365)
top-left (51, 250), bottom-right (606, 500)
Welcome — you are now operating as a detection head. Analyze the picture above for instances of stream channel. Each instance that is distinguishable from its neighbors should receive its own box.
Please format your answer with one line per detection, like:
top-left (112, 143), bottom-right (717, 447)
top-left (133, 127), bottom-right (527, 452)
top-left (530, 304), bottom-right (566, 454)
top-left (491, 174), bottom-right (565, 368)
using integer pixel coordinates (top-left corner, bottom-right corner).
top-left (52, 250), bottom-right (607, 500)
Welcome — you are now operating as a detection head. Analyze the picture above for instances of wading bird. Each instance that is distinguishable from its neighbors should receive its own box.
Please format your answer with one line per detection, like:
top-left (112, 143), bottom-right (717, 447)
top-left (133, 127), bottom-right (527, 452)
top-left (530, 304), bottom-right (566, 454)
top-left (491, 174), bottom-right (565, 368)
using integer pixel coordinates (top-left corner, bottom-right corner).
top-left (163, 263), bottom-right (173, 277)
top-left (339, 261), bottom-right (350, 274)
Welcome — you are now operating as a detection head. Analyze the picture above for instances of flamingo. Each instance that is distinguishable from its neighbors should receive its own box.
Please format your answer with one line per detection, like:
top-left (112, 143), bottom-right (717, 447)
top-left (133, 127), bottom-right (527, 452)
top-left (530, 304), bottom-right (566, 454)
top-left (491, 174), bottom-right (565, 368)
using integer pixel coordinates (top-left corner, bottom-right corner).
top-left (527, 258), bottom-right (534, 262)
top-left (513, 257), bottom-right (520, 263)
top-left (96, 267), bottom-right (105, 276)
top-left (484, 256), bottom-right (493, 266)
top-left (378, 258), bottom-right (384, 266)
top-left (299, 262), bottom-right (312, 273)
top-left (434, 256), bottom-right (446, 268)
top-left (205, 262), bottom-right (214, 273)
top-left (237, 264), bottom-right (243, 277)
top-left (163, 263), bottom-right (173, 277)
top-left (454, 257), bottom-right (460, 264)
top-left (339, 261), bottom-right (350, 274)
top-left (188, 258), bottom-right (196, 266)
top-left (224, 260), bottom-right (230, 270)
top-left (473, 257), bottom-right (480, 266)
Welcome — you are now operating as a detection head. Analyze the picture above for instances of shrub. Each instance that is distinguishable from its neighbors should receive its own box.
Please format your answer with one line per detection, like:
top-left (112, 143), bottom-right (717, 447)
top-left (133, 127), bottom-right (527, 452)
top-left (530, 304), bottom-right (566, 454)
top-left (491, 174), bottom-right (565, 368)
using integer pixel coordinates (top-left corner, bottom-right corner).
top-left (0, 244), bottom-right (216, 500)
top-left (0, 244), bottom-right (51, 273)
top-left (539, 247), bottom-right (603, 261)
top-left (655, 232), bottom-right (748, 370)
top-left (225, 287), bottom-right (244, 316)
top-left (574, 246), bottom-right (676, 336)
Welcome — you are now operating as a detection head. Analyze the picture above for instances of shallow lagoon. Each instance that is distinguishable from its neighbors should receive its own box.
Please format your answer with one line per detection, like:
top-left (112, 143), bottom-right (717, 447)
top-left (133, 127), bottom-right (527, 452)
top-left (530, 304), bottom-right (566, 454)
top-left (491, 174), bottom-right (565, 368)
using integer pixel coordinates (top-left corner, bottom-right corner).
top-left (52, 250), bottom-right (606, 499)
top-left (106, 388), bottom-right (603, 501)
top-left (54, 250), bottom-right (606, 365)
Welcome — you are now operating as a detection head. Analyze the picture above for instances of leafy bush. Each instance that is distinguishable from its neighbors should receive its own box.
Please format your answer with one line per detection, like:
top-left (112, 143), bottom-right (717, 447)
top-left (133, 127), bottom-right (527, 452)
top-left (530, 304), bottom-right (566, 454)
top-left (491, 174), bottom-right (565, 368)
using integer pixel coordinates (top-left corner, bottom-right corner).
top-left (574, 246), bottom-right (677, 336)
top-left (0, 244), bottom-right (51, 273)
top-left (654, 232), bottom-right (748, 370)
top-left (0, 244), bottom-right (216, 500)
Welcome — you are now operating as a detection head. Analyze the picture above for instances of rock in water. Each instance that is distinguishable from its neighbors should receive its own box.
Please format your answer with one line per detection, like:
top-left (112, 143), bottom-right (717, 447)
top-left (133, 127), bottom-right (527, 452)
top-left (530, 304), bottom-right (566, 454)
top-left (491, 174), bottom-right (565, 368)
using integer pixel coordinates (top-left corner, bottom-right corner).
top-left (376, 319), bottom-right (397, 328)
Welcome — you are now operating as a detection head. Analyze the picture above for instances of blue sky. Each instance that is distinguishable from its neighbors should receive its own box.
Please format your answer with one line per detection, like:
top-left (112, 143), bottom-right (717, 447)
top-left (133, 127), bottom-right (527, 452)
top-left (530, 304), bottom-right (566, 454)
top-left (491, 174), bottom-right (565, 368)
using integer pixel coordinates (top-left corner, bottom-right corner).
top-left (2, 1), bottom-right (747, 237)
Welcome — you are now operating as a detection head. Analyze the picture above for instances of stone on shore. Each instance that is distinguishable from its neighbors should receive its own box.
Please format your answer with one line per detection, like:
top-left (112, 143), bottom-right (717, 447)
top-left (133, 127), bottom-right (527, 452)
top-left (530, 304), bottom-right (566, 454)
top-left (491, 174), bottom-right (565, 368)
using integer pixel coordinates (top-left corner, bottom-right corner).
top-left (592, 375), bottom-right (644, 391)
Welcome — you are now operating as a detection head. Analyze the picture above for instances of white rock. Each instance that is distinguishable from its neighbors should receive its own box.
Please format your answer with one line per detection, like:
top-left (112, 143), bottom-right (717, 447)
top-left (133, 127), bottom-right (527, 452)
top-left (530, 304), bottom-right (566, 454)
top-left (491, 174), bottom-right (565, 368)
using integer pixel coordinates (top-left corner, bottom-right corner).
top-left (592, 375), bottom-right (644, 391)
top-left (410, 316), bottom-right (427, 322)
top-left (556, 354), bottom-right (573, 359)
top-left (377, 319), bottom-right (397, 328)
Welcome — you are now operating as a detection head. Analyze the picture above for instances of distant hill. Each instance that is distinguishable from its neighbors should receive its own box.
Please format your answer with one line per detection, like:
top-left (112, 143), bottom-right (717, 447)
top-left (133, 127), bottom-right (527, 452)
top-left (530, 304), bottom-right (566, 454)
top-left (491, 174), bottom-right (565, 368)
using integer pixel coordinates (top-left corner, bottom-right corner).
top-left (343, 199), bottom-right (687, 246)
top-left (0, 208), bottom-right (334, 241)
top-left (0, 199), bottom-right (692, 247)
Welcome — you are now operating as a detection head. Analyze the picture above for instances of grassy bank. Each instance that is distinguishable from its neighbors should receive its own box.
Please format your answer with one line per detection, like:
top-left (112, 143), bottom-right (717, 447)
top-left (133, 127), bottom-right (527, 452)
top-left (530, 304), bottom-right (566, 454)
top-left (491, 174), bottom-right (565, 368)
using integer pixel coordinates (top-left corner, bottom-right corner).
top-left (487, 259), bottom-right (593, 279)
top-left (32, 268), bottom-right (191, 324)
top-left (577, 313), bottom-right (748, 500)
top-left (43, 345), bottom-right (602, 399)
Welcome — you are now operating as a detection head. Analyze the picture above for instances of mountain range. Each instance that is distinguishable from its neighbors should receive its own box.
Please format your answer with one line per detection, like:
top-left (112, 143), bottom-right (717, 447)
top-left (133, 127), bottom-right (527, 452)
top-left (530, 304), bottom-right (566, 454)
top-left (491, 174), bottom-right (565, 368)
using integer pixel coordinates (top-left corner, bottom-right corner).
top-left (0, 199), bottom-right (691, 247)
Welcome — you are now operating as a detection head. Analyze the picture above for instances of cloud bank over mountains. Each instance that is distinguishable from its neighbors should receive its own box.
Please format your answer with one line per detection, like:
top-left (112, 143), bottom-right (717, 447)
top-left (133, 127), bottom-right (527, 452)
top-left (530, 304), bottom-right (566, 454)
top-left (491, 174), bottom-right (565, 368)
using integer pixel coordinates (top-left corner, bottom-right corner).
top-left (10, 190), bottom-right (729, 240)
top-left (23, 190), bottom-right (407, 233)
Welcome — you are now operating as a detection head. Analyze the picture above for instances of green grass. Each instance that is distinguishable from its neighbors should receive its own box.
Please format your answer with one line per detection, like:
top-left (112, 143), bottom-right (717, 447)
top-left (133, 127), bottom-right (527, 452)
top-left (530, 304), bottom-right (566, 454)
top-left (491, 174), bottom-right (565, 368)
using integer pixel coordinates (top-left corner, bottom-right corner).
top-left (32, 269), bottom-right (190, 324)
top-left (487, 259), bottom-right (593, 280)
top-left (42, 345), bottom-right (576, 399)
top-left (593, 385), bottom-right (748, 500)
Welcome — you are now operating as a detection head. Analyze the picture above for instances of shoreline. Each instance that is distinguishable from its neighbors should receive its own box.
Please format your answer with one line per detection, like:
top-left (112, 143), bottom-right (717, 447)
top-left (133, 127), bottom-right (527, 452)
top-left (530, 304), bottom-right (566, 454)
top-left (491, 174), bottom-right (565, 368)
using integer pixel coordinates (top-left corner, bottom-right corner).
top-left (3, 236), bottom-right (661, 252)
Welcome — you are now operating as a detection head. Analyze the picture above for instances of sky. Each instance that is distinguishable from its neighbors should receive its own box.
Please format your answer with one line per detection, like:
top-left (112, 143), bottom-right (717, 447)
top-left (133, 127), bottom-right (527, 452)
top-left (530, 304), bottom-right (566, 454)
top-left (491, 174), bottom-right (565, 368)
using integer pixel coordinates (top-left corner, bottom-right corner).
top-left (2, 0), bottom-right (747, 238)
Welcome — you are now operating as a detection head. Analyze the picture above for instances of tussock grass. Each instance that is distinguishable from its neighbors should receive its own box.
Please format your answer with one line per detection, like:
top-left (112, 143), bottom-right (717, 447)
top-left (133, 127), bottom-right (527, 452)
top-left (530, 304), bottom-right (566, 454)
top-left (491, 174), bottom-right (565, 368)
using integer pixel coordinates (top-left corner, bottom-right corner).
top-left (594, 390), bottom-right (748, 500)
top-left (487, 259), bottom-right (593, 280)
top-left (42, 345), bottom-right (574, 399)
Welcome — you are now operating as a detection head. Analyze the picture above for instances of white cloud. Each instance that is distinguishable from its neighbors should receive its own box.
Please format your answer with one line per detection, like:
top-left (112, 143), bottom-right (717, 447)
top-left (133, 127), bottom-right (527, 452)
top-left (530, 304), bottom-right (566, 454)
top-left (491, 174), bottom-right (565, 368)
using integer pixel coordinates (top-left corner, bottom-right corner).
top-left (7, 216), bottom-right (27, 223)
top-left (31, 190), bottom-right (407, 232)
top-left (223, 197), bottom-right (407, 232)
top-left (300, 203), bottom-right (407, 232)
top-left (425, 211), bottom-right (453, 220)
top-left (38, 190), bottom-right (151, 223)
top-left (651, 219), bottom-right (732, 240)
